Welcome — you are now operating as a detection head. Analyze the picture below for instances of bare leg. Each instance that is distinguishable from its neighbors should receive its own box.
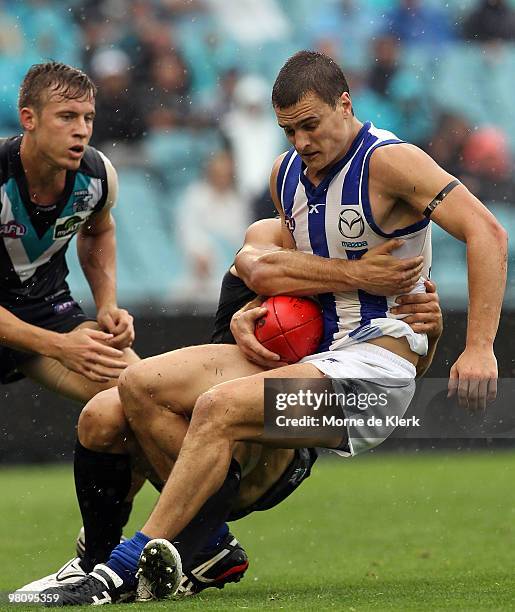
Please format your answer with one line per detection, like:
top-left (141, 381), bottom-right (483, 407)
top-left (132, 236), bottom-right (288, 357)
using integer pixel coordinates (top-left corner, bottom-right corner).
top-left (119, 344), bottom-right (264, 482)
top-left (78, 388), bottom-right (149, 499)
top-left (82, 364), bottom-right (295, 514)
top-left (76, 388), bottom-right (148, 569)
top-left (235, 447), bottom-right (295, 510)
top-left (131, 361), bottom-right (336, 540)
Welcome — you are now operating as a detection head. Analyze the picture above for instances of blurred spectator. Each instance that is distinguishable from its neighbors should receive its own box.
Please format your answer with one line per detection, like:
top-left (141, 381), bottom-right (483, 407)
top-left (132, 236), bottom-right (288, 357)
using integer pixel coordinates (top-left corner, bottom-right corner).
top-left (89, 48), bottom-right (147, 148)
top-left (144, 51), bottom-right (192, 130)
top-left (385, 0), bottom-right (455, 47)
top-left (11, 0), bottom-right (81, 66)
top-left (175, 150), bottom-right (250, 302)
top-left (0, 5), bottom-right (26, 132)
top-left (161, 0), bottom-right (205, 16)
top-left (350, 35), bottom-right (432, 144)
top-left (349, 70), bottom-right (403, 136)
top-left (462, 0), bottom-right (515, 43)
top-left (461, 127), bottom-right (515, 204)
top-left (222, 74), bottom-right (283, 203)
top-left (369, 35), bottom-right (399, 97)
top-left (199, 67), bottom-right (240, 122)
top-left (204, 0), bottom-right (291, 45)
top-left (308, 0), bottom-right (382, 72)
top-left (425, 113), bottom-right (472, 179)
top-left (178, 23), bottom-right (241, 103)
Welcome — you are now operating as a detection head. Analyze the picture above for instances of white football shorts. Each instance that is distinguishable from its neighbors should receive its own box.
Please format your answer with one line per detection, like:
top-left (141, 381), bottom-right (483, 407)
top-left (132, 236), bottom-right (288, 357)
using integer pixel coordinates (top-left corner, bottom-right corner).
top-left (300, 342), bottom-right (417, 457)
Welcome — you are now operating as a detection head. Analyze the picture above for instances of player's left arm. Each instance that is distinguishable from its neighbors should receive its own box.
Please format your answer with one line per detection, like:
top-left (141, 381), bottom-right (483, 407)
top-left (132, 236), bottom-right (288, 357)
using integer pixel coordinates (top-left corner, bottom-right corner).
top-left (76, 155), bottom-right (134, 349)
top-left (371, 144), bottom-right (507, 408)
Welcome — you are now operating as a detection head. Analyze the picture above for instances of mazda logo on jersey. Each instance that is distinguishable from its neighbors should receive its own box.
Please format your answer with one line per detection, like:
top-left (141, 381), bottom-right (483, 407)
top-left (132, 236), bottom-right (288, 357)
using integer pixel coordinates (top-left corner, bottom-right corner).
top-left (338, 208), bottom-right (365, 239)
top-left (0, 221), bottom-right (27, 238)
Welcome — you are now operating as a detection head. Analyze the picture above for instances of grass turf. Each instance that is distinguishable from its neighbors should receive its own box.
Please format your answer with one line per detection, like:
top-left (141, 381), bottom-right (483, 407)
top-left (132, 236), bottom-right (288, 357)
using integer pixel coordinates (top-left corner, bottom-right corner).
top-left (0, 451), bottom-right (514, 611)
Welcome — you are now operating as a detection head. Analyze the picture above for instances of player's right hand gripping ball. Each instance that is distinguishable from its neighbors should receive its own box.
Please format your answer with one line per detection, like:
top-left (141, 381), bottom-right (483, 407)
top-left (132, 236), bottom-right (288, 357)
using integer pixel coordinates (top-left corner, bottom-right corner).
top-left (254, 296), bottom-right (323, 364)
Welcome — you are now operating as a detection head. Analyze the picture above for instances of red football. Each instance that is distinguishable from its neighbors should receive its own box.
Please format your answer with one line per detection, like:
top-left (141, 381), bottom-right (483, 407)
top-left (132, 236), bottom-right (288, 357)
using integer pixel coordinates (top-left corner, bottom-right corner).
top-left (254, 296), bottom-right (323, 364)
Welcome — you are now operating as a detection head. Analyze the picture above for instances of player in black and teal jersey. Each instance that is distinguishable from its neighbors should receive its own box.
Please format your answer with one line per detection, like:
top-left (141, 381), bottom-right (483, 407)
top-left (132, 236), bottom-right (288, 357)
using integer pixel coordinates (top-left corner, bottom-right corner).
top-left (0, 61), bottom-right (137, 400)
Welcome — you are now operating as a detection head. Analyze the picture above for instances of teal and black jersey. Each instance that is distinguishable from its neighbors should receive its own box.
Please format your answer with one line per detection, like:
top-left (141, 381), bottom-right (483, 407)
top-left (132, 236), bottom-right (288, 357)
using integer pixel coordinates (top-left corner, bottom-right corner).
top-left (0, 136), bottom-right (109, 307)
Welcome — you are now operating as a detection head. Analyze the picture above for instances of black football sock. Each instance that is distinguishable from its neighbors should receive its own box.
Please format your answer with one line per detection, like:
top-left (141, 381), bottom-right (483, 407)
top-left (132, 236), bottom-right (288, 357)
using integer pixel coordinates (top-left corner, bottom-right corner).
top-left (119, 500), bottom-right (133, 530)
top-left (74, 440), bottom-right (132, 572)
top-left (172, 458), bottom-right (241, 571)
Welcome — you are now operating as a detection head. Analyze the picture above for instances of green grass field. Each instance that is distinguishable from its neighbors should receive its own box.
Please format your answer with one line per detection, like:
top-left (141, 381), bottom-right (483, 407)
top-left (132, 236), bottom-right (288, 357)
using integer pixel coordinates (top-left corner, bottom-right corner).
top-left (1, 452), bottom-right (515, 611)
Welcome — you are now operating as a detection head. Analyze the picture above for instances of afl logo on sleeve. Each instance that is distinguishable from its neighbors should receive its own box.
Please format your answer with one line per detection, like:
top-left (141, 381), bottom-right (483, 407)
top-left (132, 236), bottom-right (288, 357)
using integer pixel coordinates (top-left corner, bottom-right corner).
top-left (338, 208), bottom-right (365, 239)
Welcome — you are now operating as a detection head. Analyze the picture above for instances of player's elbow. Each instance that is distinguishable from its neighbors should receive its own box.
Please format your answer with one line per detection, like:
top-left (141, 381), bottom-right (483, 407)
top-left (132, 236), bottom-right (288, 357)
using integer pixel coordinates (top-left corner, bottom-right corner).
top-left (466, 215), bottom-right (508, 253)
top-left (486, 217), bottom-right (508, 256)
top-left (234, 251), bottom-right (270, 294)
top-left (246, 256), bottom-right (285, 295)
top-left (234, 250), bottom-right (254, 286)
top-left (246, 265), bottom-right (269, 294)
top-left (493, 221), bottom-right (508, 253)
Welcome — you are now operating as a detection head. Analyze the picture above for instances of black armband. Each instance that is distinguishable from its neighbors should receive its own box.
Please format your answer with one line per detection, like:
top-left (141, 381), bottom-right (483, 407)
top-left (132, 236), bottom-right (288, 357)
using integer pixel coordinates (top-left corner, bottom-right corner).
top-left (423, 179), bottom-right (460, 218)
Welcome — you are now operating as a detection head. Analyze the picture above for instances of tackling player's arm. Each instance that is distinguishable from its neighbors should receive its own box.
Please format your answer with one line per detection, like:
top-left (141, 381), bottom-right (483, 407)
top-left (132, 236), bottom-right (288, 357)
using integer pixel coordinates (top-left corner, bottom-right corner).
top-left (391, 279), bottom-right (443, 378)
top-left (231, 218), bottom-right (444, 370)
top-left (371, 143), bottom-right (507, 407)
top-left (234, 154), bottom-right (424, 297)
top-left (77, 154), bottom-right (134, 349)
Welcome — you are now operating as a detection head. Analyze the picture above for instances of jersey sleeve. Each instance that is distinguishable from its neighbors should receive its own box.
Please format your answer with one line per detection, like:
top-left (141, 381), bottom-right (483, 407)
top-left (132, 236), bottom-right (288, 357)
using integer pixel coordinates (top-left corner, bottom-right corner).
top-left (96, 150), bottom-right (118, 211)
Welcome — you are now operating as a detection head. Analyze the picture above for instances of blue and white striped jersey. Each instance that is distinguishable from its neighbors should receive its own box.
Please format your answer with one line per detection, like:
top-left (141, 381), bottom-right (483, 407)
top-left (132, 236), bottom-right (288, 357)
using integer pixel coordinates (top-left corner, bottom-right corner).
top-left (277, 121), bottom-right (431, 356)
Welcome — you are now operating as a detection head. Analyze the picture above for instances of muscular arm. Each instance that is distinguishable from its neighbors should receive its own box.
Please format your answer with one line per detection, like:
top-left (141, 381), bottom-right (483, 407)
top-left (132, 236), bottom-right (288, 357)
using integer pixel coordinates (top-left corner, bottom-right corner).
top-left (77, 154), bottom-right (134, 349)
top-left (371, 144), bottom-right (507, 403)
top-left (235, 154), bottom-right (423, 297)
top-left (235, 228), bottom-right (363, 296)
top-left (77, 155), bottom-right (118, 312)
top-left (77, 210), bottom-right (117, 310)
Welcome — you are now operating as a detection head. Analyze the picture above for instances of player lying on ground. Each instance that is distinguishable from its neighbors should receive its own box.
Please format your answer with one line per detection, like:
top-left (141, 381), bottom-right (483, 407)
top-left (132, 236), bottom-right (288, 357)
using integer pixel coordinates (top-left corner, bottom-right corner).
top-left (0, 61), bottom-right (137, 404)
top-left (30, 214), bottom-right (442, 605)
top-left (38, 50), bottom-right (506, 606)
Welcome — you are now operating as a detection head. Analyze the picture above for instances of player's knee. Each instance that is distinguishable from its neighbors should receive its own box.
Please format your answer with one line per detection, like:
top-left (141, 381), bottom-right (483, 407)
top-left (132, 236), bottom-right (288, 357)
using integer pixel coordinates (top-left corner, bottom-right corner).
top-left (78, 389), bottom-right (127, 451)
top-left (191, 387), bottom-right (234, 437)
top-left (119, 360), bottom-right (185, 422)
top-left (118, 363), bottom-right (152, 416)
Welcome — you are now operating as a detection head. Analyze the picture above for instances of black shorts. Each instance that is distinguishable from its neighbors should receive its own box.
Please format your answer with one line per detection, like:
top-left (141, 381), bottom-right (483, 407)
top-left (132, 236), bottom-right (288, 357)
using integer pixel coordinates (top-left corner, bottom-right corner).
top-left (0, 292), bottom-right (91, 384)
top-left (228, 447), bottom-right (318, 521)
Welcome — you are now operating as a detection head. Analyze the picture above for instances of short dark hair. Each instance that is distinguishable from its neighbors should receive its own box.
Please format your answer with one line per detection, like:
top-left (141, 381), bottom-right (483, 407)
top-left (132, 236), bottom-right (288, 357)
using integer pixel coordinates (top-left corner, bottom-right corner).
top-left (272, 50), bottom-right (350, 109)
top-left (18, 61), bottom-right (97, 111)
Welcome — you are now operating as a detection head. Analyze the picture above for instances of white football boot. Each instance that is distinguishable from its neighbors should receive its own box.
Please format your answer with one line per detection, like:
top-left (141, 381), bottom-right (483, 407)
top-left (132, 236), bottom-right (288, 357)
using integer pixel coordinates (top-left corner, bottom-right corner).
top-left (16, 557), bottom-right (86, 593)
top-left (15, 527), bottom-right (125, 593)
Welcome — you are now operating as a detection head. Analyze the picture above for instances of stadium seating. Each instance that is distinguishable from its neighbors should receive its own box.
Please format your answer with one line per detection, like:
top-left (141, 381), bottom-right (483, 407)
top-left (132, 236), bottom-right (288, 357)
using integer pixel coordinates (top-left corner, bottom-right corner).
top-left (67, 167), bottom-right (186, 306)
top-left (5, 0), bottom-right (515, 309)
